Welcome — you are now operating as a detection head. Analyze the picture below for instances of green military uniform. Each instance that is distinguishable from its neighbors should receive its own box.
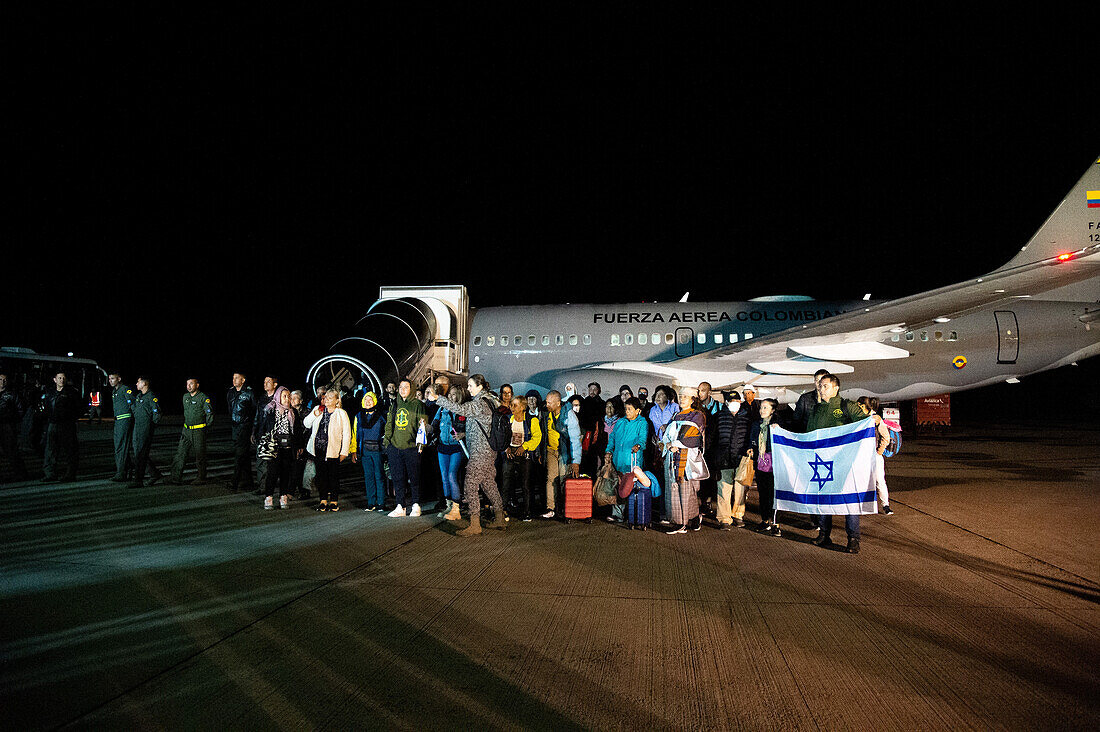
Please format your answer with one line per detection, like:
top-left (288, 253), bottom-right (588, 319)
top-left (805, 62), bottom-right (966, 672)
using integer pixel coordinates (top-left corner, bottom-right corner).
top-left (170, 391), bottom-right (214, 484)
top-left (807, 394), bottom-right (868, 545)
top-left (110, 384), bottom-right (135, 481)
top-left (806, 395), bottom-right (865, 431)
top-left (130, 389), bottom-right (162, 487)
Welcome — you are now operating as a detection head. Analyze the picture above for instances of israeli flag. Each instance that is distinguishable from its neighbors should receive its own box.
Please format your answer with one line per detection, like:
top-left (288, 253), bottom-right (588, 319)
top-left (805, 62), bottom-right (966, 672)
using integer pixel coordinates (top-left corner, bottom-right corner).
top-left (771, 417), bottom-right (878, 515)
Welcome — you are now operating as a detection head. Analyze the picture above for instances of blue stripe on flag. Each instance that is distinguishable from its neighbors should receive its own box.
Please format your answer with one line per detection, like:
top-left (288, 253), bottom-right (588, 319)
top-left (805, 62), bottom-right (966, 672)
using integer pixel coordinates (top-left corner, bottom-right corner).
top-left (775, 489), bottom-right (877, 505)
top-left (771, 426), bottom-right (876, 450)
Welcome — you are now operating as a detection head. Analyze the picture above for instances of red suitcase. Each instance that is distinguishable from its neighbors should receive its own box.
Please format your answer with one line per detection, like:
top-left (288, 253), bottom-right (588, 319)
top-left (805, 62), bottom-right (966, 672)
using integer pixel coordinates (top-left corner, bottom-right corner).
top-left (564, 477), bottom-right (593, 522)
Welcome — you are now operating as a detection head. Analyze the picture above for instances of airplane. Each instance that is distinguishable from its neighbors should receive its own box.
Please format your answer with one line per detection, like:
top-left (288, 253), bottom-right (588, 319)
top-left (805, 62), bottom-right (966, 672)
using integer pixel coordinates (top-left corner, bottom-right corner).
top-left (308, 156), bottom-right (1100, 405)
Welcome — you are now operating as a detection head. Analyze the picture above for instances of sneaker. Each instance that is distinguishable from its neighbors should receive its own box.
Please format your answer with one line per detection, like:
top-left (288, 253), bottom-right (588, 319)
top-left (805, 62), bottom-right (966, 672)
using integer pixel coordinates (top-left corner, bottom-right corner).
top-left (813, 533), bottom-right (832, 548)
top-left (755, 522), bottom-right (773, 533)
top-left (659, 519), bottom-right (671, 525)
top-left (666, 524), bottom-right (688, 535)
top-left (364, 505), bottom-right (376, 512)
top-left (733, 517), bottom-right (745, 527)
top-left (316, 500), bottom-right (329, 512)
top-left (605, 516), bottom-right (617, 523)
top-left (768, 524), bottom-right (782, 537)
top-left (691, 519), bottom-right (702, 532)
top-left (882, 505), bottom-right (894, 515)
top-left (719, 522), bottom-right (733, 531)
top-left (540, 510), bottom-right (555, 519)
top-left (388, 505), bottom-right (406, 517)
top-left (329, 501), bottom-right (339, 512)
top-left (409, 503), bottom-right (421, 517)
top-left (263, 496), bottom-right (274, 510)
top-left (846, 538), bottom-right (861, 554)
top-left (279, 495), bottom-right (289, 509)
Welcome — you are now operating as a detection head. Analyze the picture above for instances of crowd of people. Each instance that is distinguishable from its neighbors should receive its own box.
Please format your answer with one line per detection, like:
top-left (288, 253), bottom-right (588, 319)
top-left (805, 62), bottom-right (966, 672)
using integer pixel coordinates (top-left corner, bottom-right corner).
top-left (0, 368), bottom-right (893, 553)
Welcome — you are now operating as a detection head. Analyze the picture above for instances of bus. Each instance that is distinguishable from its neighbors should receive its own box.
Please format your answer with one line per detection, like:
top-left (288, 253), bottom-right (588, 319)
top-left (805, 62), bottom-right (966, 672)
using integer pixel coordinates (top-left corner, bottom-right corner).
top-left (0, 346), bottom-right (108, 419)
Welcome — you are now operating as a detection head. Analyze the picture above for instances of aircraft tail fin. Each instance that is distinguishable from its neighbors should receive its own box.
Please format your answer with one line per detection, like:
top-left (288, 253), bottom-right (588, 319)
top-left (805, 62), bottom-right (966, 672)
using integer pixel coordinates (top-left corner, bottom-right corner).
top-left (993, 155), bottom-right (1100, 272)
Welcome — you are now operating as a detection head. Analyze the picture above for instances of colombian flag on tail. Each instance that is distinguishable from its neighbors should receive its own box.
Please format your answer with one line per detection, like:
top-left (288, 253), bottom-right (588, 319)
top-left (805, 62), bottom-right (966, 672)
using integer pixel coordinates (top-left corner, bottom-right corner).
top-left (1088, 190), bottom-right (1100, 208)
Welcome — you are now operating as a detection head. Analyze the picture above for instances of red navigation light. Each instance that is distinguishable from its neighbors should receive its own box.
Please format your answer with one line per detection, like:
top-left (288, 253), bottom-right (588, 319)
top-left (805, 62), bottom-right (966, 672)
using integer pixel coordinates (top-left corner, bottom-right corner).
top-left (1057, 253), bottom-right (1073, 261)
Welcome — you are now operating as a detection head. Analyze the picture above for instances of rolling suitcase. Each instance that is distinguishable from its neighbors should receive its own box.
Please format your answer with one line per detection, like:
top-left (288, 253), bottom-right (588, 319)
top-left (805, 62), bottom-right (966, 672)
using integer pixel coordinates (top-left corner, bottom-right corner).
top-left (564, 477), bottom-right (593, 523)
top-left (627, 486), bottom-right (652, 529)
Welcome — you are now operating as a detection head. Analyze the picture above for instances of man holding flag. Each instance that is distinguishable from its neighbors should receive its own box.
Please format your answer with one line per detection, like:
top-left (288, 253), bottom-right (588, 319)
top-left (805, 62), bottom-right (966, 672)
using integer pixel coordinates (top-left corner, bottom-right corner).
top-left (771, 374), bottom-right (874, 554)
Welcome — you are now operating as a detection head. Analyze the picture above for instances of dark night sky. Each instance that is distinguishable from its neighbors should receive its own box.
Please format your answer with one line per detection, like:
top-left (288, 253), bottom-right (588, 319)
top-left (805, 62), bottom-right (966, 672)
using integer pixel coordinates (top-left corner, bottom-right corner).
top-left (8, 10), bottom-right (1096, 416)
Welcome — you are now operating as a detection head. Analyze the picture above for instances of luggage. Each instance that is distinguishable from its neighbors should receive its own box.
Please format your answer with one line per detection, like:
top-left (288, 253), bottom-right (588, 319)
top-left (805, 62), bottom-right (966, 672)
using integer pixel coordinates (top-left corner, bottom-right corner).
top-left (626, 486), bottom-right (652, 529)
top-left (564, 477), bottom-right (593, 522)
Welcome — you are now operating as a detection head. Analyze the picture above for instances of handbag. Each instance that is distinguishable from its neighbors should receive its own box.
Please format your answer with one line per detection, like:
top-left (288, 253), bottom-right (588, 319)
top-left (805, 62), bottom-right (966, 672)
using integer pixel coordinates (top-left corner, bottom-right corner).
top-left (593, 461), bottom-right (621, 506)
top-left (734, 455), bottom-right (755, 486)
top-left (758, 451), bottom-right (772, 473)
top-left (257, 431), bottom-right (277, 461)
top-left (684, 446), bottom-right (710, 481)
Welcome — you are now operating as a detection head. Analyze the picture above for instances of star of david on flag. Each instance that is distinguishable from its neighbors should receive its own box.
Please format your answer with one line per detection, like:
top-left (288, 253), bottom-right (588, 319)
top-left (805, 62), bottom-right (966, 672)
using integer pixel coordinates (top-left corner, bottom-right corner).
top-left (770, 417), bottom-right (878, 515)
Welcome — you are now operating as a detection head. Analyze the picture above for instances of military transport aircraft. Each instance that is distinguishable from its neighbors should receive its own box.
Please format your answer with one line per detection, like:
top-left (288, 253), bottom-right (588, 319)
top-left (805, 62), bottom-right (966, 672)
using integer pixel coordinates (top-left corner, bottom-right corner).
top-left (309, 156), bottom-right (1100, 404)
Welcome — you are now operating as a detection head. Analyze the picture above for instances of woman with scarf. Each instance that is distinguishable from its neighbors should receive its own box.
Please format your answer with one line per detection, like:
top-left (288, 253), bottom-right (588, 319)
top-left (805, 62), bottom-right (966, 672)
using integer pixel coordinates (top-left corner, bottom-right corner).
top-left (257, 386), bottom-right (301, 510)
top-left (661, 387), bottom-right (708, 534)
top-left (304, 387), bottom-right (351, 512)
top-left (747, 398), bottom-right (781, 536)
top-left (350, 391), bottom-right (386, 511)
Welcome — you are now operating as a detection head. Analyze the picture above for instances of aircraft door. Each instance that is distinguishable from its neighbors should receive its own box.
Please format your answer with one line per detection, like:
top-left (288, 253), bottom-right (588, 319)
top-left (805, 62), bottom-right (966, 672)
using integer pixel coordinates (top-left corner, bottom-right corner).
top-left (675, 327), bottom-right (695, 358)
top-left (994, 311), bottom-right (1019, 364)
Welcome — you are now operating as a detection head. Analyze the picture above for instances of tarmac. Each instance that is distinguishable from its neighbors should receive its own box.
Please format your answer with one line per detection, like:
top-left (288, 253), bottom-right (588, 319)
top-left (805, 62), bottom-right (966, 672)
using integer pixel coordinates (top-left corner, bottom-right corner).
top-left (1, 418), bottom-right (1098, 730)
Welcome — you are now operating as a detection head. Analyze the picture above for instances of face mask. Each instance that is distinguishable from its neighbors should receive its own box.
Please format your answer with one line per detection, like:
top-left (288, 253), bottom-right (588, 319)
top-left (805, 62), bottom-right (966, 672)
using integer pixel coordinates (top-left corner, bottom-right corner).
top-left (729, 401), bottom-right (741, 412)
top-left (572, 404), bottom-right (580, 413)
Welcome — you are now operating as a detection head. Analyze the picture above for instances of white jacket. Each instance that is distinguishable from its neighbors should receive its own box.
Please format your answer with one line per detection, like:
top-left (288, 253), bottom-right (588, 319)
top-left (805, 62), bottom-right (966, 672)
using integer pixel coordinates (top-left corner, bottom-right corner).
top-left (303, 407), bottom-right (351, 459)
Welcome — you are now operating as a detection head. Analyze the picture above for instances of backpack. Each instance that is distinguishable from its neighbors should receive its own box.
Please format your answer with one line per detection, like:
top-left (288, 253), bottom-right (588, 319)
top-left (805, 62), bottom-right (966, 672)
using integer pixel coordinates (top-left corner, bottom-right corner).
top-left (477, 398), bottom-right (512, 452)
top-left (882, 425), bottom-right (903, 457)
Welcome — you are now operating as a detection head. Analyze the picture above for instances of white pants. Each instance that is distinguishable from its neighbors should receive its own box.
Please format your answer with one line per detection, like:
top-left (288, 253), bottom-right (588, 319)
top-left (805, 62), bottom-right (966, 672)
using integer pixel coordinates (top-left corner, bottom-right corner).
top-left (874, 453), bottom-right (889, 506)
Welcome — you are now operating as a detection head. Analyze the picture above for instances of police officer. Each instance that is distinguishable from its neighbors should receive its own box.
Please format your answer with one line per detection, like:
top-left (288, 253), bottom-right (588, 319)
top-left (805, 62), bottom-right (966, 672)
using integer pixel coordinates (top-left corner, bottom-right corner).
top-left (168, 378), bottom-right (214, 485)
top-left (108, 372), bottom-right (135, 482)
top-left (41, 372), bottom-right (81, 483)
top-left (129, 375), bottom-right (162, 487)
top-left (0, 373), bottom-right (29, 483)
top-left (226, 372), bottom-right (256, 492)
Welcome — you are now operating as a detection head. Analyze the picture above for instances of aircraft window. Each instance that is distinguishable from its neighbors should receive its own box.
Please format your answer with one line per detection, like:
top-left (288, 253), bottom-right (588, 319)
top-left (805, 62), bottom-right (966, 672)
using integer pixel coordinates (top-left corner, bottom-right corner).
top-left (639, 333), bottom-right (648, 345)
top-left (501, 336), bottom-right (509, 346)
top-left (542, 335), bottom-right (550, 346)
top-left (920, 331), bottom-right (929, 341)
top-left (555, 335), bottom-right (564, 346)
top-left (665, 333), bottom-right (674, 344)
top-left (715, 334), bottom-right (723, 344)
top-left (515, 335), bottom-right (522, 345)
top-left (934, 331), bottom-right (944, 341)
top-left (625, 334), bottom-right (634, 345)
top-left (569, 334), bottom-right (578, 346)
top-left (652, 332), bottom-right (660, 345)
top-left (583, 334), bottom-right (591, 345)
top-left (729, 334), bottom-right (738, 343)
top-left (891, 334), bottom-right (900, 342)
top-left (611, 334), bottom-right (620, 346)
top-left (487, 336), bottom-right (496, 347)
top-left (905, 332), bottom-right (914, 342)
top-left (745, 333), bottom-right (753, 340)
top-left (697, 333), bottom-right (706, 345)
top-left (949, 331), bottom-right (958, 341)
top-left (528, 335), bottom-right (536, 346)
top-left (473, 336), bottom-right (482, 347)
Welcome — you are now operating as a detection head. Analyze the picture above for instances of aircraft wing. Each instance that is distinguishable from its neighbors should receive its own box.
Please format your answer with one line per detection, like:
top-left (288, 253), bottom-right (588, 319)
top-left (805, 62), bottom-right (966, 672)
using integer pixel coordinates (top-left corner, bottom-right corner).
top-left (590, 244), bottom-right (1100, 389)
